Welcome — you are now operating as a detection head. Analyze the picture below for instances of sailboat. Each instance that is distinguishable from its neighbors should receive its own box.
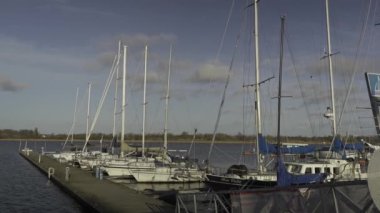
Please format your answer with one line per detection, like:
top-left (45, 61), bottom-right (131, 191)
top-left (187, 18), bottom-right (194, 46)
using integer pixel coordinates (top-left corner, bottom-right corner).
top-left (275, 16), bottom-right (326, 186)
top-left (283, 0), bottom-right (368, 182)
top-left (205, 0), bottom-right (278, 190)
top-left (205, 3), bottom-right (332, 190)
top-left (100, 44), bottom-right (162, 178)
top-left (52, 88), bottom-right (80, 162)
top-left (129, 45), bottom-right (204, 183)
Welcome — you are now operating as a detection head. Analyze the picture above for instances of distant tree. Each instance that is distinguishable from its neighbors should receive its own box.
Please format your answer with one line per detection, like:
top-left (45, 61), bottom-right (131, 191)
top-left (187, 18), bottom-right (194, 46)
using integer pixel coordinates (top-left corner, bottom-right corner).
top-left (34, 127), bottom-right (39, 138)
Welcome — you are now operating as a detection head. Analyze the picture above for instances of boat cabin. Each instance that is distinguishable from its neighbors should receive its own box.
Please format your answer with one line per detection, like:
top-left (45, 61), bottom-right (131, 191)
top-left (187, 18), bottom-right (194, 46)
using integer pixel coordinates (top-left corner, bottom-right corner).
top-left (285, 159), bottom-right (367, 181)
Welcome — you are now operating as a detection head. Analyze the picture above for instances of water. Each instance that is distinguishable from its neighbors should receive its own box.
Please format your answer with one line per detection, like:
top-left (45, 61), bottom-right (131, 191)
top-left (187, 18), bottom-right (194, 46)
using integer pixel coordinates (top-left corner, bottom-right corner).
top-left (0, 141), bottom-right (84, 212)
top-left (0, 140), bottom-right (256, 211)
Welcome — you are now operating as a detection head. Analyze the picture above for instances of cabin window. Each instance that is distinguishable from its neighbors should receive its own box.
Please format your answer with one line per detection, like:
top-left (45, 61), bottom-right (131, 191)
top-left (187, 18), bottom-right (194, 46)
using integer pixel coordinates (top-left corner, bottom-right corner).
top-left (305, 167), bottom-right (312, 174)
top-left (291, 165), bottom-right (302, 173)
top-left (333, 167), bottom-right (339, 175)
top-left (324, 167), bottom-right (331, 174)
top-left (315, 167), bottom-right (321, 174)
top-left (285, 164), bottom-right (291, 172)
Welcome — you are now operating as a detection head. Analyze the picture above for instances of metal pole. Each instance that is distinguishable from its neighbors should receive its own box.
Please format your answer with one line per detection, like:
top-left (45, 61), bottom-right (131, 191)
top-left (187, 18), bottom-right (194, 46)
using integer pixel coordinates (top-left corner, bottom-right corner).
top-left (254, 0), bottom-right (262, 173)
top-left (164, 45), bottom-right (173, 150)
top-left (65, 167), bottom-right (70, 181)
top-left (277, 16), bottom-right (285, 156)
top-left (121, 45), bottom-right (127, 152)
top-left (325, 0), bottom-right (337, 135)
top-left (142, 45), bottom-right (148, 158)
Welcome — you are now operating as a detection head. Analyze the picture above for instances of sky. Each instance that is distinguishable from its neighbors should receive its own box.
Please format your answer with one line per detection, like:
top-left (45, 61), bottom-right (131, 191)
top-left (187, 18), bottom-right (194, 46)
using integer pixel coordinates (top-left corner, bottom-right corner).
top-left (0, 0), bottom-right (380, 137)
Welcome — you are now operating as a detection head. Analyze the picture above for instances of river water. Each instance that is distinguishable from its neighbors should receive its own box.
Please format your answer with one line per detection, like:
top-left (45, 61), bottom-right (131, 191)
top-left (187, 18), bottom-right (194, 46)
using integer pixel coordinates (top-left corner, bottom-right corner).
top-left (0, 140), bottom-right (256, 211)
top-left (0, 141), bottom-right (84, 212)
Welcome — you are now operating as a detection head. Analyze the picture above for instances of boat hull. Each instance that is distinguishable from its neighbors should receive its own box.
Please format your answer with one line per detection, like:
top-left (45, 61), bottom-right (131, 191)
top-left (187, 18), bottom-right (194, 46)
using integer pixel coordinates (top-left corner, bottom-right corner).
top-left (205, 174), bottom-right (277, 191)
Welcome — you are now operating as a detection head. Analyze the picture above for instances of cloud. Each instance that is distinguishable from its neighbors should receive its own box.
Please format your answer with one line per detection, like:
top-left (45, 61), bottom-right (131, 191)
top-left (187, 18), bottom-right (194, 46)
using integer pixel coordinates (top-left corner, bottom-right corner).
top-left (0, 35), bottom-right (91, 74)
top-left (0, 75), bottom-right (28, 92)
top-left (189, 62), bottom-right (229, 83)
top-left (36, 1), bottom-right (119, 18)
top-left (99, 33), bottom-right (178, 51)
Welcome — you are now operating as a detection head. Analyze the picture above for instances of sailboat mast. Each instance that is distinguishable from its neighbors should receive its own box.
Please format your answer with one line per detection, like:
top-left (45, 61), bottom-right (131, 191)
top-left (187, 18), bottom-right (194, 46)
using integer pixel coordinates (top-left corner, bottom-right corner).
top-left (254, 0), bottom-right (262, 173)
top-left (121, 45), bottom-right (127, 152)
top-left (85, 82), bottom-right (92, 150)
top-left (325, 0), bottom-right (337, 135)
top-left (164, 45), bottom-right (172, 150)
top-left (142, 45), bottom-right (148, 158)
top-left (71, 88), bottom-right (79, 144)
top-left (113, 41), bottom-right (121, 139)
top-left (277, 16), bottom-right (285, 155)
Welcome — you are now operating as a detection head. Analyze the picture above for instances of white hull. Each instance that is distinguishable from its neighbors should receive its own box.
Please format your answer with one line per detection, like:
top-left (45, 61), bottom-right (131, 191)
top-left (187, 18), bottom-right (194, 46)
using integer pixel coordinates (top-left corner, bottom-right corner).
top-left (131, 167), bottom-right (204, 183)
top-left (101, 158), bottom-right (156, 177)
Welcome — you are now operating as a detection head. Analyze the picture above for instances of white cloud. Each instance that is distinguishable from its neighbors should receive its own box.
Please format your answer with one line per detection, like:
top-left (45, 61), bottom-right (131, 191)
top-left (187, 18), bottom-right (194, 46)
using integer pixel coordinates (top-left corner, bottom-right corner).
top-left (0, 75), bottom-right (28, 92)
top-left (189, 62), bottom-right (229, 83)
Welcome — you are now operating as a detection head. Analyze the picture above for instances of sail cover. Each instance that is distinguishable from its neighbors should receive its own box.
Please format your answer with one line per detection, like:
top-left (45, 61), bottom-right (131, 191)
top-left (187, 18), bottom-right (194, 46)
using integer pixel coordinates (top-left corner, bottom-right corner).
top-left (332, 138), bottom-right (364, 152)
top-left (258, 135), bottom-right (316, 155)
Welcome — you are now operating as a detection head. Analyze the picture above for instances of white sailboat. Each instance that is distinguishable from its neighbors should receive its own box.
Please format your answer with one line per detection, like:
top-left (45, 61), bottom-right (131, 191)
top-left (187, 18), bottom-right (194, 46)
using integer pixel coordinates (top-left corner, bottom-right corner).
top-left (130, 45), bottom-right (204, 183)
top-left (100, 44), bottom-right (157, 177)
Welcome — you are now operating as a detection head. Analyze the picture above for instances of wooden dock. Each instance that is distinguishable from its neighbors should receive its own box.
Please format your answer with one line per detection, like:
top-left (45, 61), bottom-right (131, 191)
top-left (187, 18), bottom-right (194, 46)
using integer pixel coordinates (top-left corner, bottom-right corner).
top-left (20, 150), bottom-right (174, 213)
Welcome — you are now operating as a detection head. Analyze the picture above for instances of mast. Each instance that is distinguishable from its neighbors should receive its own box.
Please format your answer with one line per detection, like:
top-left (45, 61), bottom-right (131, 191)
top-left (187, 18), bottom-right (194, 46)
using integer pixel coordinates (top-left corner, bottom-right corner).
top-left (113, 41), bottom-right (121, 140)
top-left (254, 0), bottom-right (262, 173)
top-left (71, 88), bottom-right (79, 144)
top-left (142, 45), bottom-right (148, 158)
top-left (85, 82), bottom-right (91, 152)
top-left (121, 45), bottom-right (127, 152)
top-left (164, 45), bottom-right (172, 150)
top-left (325, 0), bottom-right (337, 135)
top-left (277, 16), bottom-right (285, 156)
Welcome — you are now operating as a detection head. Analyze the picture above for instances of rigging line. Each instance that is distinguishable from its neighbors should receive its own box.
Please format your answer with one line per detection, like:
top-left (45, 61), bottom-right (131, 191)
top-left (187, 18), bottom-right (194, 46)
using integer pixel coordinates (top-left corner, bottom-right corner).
top-left (239, 86), bottom-right (249, 164)
top-left (213, 144), bottom-right (239, 162)
top-left (207, 0), bottom-right (235, 88)
top-left (284, 30), bottom-right (316, 137)
top-left (351, 0), bottom-right (379, 136)
top-left (83, 55), bottom-right (118, 151)
top-left (215, 0), bottom-right (235, 62)
top-left (62, 88), bottom-right (80, 150)
top-left (207, 11), bottom-right (245, 162)
top-left (330, 0), bottom-right (372, 148)
top-left (358, 0), bottom-right (379, 136)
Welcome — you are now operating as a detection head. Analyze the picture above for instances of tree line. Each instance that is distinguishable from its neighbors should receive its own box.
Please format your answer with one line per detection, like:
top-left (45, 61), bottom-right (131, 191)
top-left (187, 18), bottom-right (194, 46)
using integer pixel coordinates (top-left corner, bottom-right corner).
top-left (1, 128), bottom-right (378, 144)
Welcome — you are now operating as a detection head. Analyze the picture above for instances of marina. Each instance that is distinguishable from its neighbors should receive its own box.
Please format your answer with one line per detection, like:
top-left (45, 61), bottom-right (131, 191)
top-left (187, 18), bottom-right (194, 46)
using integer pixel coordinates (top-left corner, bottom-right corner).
top-left (12, 139), bottom-right (380, 213)
top-left (2, 0), bottom-right (380, 212)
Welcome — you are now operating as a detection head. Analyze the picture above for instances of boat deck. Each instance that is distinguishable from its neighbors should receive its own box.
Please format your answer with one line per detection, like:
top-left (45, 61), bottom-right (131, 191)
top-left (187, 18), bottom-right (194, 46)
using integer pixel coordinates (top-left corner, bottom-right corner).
top-left (20, 150), bottom-right (174, 213)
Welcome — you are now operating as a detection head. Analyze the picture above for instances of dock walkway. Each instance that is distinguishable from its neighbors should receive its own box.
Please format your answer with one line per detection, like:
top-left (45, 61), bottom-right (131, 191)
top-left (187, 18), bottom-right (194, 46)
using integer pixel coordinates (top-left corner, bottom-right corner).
top-left (20, 151), bottom-right (174, 213)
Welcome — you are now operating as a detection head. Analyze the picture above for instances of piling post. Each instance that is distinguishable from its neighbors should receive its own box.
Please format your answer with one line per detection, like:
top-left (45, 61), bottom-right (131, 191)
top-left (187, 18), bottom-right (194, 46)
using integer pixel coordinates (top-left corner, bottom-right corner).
top-left (96, 167), bottom-right (100, 179)
top-left (65, 167), bottom-right (70, 182)
top-left (48, 167), bottom-right (55, 179)
top-left (99, 167), bottom-right (103, 180)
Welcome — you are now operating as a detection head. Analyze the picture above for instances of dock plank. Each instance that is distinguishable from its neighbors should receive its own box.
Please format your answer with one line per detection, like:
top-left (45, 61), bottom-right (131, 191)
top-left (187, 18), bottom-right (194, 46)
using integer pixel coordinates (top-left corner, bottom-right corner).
top-left (20, 151), bottom-right (174, 213)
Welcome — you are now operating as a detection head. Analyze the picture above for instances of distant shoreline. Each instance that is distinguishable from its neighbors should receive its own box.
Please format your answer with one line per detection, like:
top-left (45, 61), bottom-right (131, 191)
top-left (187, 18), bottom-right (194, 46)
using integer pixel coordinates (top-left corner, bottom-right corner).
top-left (0, 138), bottom-right (322, 145)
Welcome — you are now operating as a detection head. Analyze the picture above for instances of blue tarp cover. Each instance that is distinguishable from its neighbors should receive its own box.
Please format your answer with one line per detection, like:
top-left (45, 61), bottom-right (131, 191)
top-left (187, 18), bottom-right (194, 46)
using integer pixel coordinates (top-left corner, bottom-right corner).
top-left (258, 135), bottom-right (316, 155)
